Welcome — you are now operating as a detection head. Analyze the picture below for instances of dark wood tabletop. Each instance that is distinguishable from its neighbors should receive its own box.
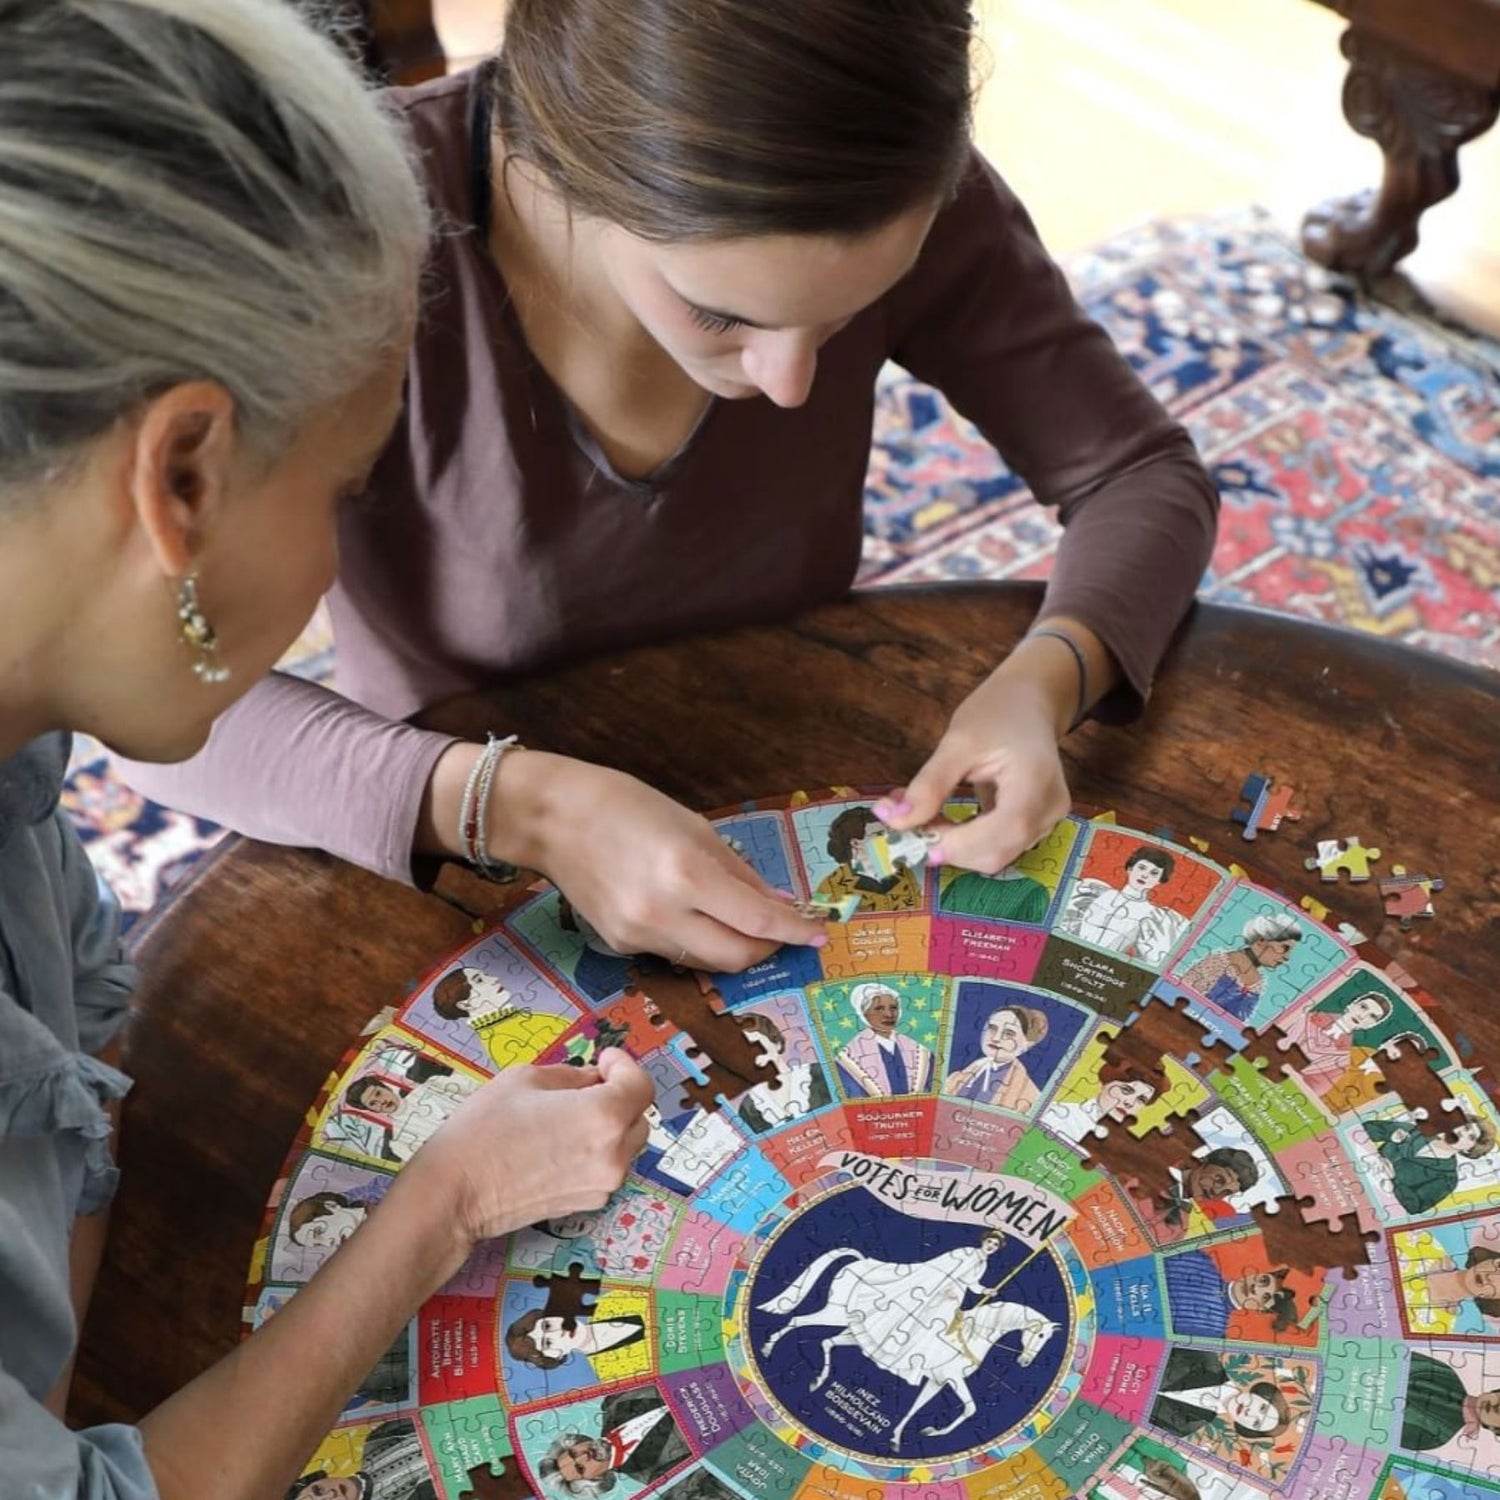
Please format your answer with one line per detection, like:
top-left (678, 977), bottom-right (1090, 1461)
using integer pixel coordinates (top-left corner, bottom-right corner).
top-left (70, 581), bottom-right (1500, 1429)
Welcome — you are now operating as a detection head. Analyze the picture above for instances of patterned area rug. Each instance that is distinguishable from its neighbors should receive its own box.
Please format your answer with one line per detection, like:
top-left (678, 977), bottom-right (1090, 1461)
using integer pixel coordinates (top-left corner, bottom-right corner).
top-left (66, 207), bottom-right (1500, 929)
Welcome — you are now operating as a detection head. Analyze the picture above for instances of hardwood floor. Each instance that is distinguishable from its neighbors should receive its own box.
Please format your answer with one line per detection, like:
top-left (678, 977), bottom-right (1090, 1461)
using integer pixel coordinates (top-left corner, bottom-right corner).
top-left (433, 0), bottom-right (1500, 335)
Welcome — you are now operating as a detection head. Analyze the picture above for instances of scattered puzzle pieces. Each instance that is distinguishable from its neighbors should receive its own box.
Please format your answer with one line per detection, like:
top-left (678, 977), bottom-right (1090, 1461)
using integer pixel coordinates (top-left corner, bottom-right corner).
top-left (1380, 864), bottom-right (1444, 930)
top-left (1229, 772), bottom-right (1305, 840)
top-left (1304, 835), bottom-right (1383, 882)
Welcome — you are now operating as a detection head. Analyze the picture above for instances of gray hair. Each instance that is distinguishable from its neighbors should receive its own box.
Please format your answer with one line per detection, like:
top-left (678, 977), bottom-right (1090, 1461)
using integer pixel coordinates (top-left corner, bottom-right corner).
top-left (1241, 914), bottom-right (1302, 946)
top-left (850, 982), bottom-right (899, 1021)
top-left (0, 0), bottom-right (429, 498)
top-left (540, 1434), bottom-right (616, 1499)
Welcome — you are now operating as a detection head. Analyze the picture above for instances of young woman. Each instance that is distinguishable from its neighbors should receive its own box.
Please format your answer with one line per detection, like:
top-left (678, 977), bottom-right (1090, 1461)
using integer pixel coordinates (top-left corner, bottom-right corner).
top-left (125, 0), bottom-right (1220, 976)
top-left (0, 4), bottom-right (651, 1497)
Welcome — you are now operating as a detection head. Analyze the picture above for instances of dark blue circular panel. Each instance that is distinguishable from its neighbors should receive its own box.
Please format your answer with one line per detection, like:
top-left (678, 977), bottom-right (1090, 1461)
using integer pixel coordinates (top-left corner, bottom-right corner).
top-left (744, 1185), bottom-right (1071, 1462)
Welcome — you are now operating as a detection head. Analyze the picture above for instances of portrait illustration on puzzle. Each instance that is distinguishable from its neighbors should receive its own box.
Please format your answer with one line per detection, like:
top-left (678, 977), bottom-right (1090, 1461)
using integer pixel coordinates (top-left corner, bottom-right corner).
top-left (247, 791), bottom-right (1500, 1500)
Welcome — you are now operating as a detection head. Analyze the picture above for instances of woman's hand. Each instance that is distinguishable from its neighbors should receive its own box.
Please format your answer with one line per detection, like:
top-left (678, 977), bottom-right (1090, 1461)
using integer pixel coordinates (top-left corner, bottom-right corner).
top-left (140, 1051), bottom-right (654, 1500)
top-left (404, 1050), bottom-right (655, 1256)
top-left (491, 752), bottom-right (826, 970)
top-left (876, 621), bottom-right (1114, 874)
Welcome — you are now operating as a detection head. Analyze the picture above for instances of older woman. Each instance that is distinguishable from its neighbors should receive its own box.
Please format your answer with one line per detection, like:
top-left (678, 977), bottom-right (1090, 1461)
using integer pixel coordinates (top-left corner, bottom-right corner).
top-left (834, 983), bottom-right (935, 1097)
top-left (0, 5), bottom-right (651, 1497)
top-left (1178, 914), bottom-right (1303, 1020)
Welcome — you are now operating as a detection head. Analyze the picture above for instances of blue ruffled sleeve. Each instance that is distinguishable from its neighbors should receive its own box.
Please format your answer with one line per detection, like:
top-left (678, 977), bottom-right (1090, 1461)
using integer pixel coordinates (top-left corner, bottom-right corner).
top-left (54, 807), bottom-right (137, 1060)
top-left (0, 739), bottom-right (156, 1498)
top-left (0, 1051), bottom-right (157, 1500)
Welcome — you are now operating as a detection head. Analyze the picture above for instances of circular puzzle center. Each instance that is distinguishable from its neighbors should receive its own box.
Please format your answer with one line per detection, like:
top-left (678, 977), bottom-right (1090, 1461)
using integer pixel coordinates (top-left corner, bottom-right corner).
top-left (739, 1178), bottom-right (1077, 1465)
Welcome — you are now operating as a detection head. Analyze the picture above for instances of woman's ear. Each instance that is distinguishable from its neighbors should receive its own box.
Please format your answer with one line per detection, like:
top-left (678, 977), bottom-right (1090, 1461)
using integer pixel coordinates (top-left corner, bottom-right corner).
top-left (127, 381), bottom-right (239, 576)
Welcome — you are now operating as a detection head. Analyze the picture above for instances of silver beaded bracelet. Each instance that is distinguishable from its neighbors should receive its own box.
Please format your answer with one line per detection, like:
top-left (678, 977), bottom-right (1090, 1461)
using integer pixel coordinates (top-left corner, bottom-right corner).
top-left (458, 733), bottom-right (523, 883)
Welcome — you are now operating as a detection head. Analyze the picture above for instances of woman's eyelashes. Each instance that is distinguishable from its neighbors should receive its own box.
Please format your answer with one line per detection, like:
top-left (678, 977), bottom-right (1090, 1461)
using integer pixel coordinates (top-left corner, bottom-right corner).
top-left (686, 303), bottom-right (745, 335)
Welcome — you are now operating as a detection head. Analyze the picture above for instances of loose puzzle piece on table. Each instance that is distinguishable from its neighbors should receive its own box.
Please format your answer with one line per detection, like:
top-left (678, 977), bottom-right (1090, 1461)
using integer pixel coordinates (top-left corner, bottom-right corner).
top-left (1229, 771), bottom-right (1305, 840)
top-left (1380, 864), bottom-right (1445, 930)
top-left (1305, 835), bottom-right (1383, 881)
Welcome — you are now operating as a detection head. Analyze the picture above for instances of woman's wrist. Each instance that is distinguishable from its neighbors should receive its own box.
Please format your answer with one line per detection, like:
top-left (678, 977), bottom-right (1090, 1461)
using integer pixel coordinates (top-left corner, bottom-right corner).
top-left (379, 1157), bottom-right (482, 1285)
top-left (416, 739), bottom-right (563, 874)
top-left (482, 743), bottom-right (563, 872)
top-left (1005, 616), bottom-right (1118, 737)
top-left (988, 643), bottom-right (1083, 740)
top-left (416, 741), bottom-right (484, 859)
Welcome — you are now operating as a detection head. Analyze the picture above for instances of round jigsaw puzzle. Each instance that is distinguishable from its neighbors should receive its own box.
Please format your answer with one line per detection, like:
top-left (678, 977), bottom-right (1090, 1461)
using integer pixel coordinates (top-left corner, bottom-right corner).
top-left (250, 792), bottom-right (1500, 1500)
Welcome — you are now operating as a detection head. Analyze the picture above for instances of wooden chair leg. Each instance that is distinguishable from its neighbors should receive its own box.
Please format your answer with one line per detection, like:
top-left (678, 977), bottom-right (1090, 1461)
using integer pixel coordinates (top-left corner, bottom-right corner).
top-left (362, 0), bottom-right (448, 87)
top-left (1302, 25), bottom-right (1500, 279)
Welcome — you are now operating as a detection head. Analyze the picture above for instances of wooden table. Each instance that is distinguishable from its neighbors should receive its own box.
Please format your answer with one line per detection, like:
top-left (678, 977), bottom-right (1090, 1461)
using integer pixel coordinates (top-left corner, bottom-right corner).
top-left (70, 582), bottom-right (1500, 1428)
top-left (1302, 0), bottom-right (1500, 276)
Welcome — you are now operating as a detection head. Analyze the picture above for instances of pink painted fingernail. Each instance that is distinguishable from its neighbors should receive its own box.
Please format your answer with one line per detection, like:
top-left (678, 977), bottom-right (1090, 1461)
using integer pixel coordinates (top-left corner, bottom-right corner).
top-left (771, 888), bottom-right (799, 902)
top-left (928, 846), bottom-right (946, 868)
top-left (811, 934), bottom-right (829, 948)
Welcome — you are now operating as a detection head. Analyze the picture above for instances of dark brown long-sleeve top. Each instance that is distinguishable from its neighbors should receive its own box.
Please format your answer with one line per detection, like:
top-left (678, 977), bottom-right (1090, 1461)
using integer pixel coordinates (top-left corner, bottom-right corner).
top-left (123, 69), bottom-right (1218, 882)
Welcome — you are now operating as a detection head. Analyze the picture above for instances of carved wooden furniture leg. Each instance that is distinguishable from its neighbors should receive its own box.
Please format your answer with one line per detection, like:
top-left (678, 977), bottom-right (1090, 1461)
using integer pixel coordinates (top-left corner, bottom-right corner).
top-left (362, 0), bottom-right (447, 87)
top-left (1302, 26), bottom-right (1500, 278)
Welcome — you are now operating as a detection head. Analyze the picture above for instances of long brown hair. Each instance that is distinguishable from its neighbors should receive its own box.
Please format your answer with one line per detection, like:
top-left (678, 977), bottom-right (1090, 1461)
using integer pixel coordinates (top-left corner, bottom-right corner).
top-left (491, 0), bottom-right (977, 240)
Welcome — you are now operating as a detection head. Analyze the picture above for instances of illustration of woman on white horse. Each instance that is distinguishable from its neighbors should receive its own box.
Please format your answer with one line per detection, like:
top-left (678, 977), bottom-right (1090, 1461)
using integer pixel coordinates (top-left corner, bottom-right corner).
top-left (755, 1229), bottom-right (1060, 1447)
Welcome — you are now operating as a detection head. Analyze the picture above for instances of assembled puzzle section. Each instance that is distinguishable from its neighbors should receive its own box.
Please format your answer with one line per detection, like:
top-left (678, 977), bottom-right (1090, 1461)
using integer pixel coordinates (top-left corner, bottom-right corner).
top-left (249, 790), bottom-right (1500, 1500)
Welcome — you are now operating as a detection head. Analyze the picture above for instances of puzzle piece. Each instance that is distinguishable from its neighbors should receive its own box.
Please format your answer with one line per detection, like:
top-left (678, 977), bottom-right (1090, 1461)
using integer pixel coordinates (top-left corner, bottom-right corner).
top-left (628, 964), bottom-right (778, 1113)
top-left (1258, 780), bottom-right (1305, 834)
top-left (1248, 1194), bottom-right (1377, 1279)
top-left (851, 824), bottom-right (939, 882)
top-left (1380, 863), bottom-right (1444, 930)
top-left (1299, 892), bottom-right (1332, 924)
top-left (793, 893), bottom-right (862, 923)
top-left (1304, 836), bottom-right (1383, 881)
top-left (532, 1260), bottom-right (602, 1328)
top-left (1229, 772), bottom-right (1305, 839)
